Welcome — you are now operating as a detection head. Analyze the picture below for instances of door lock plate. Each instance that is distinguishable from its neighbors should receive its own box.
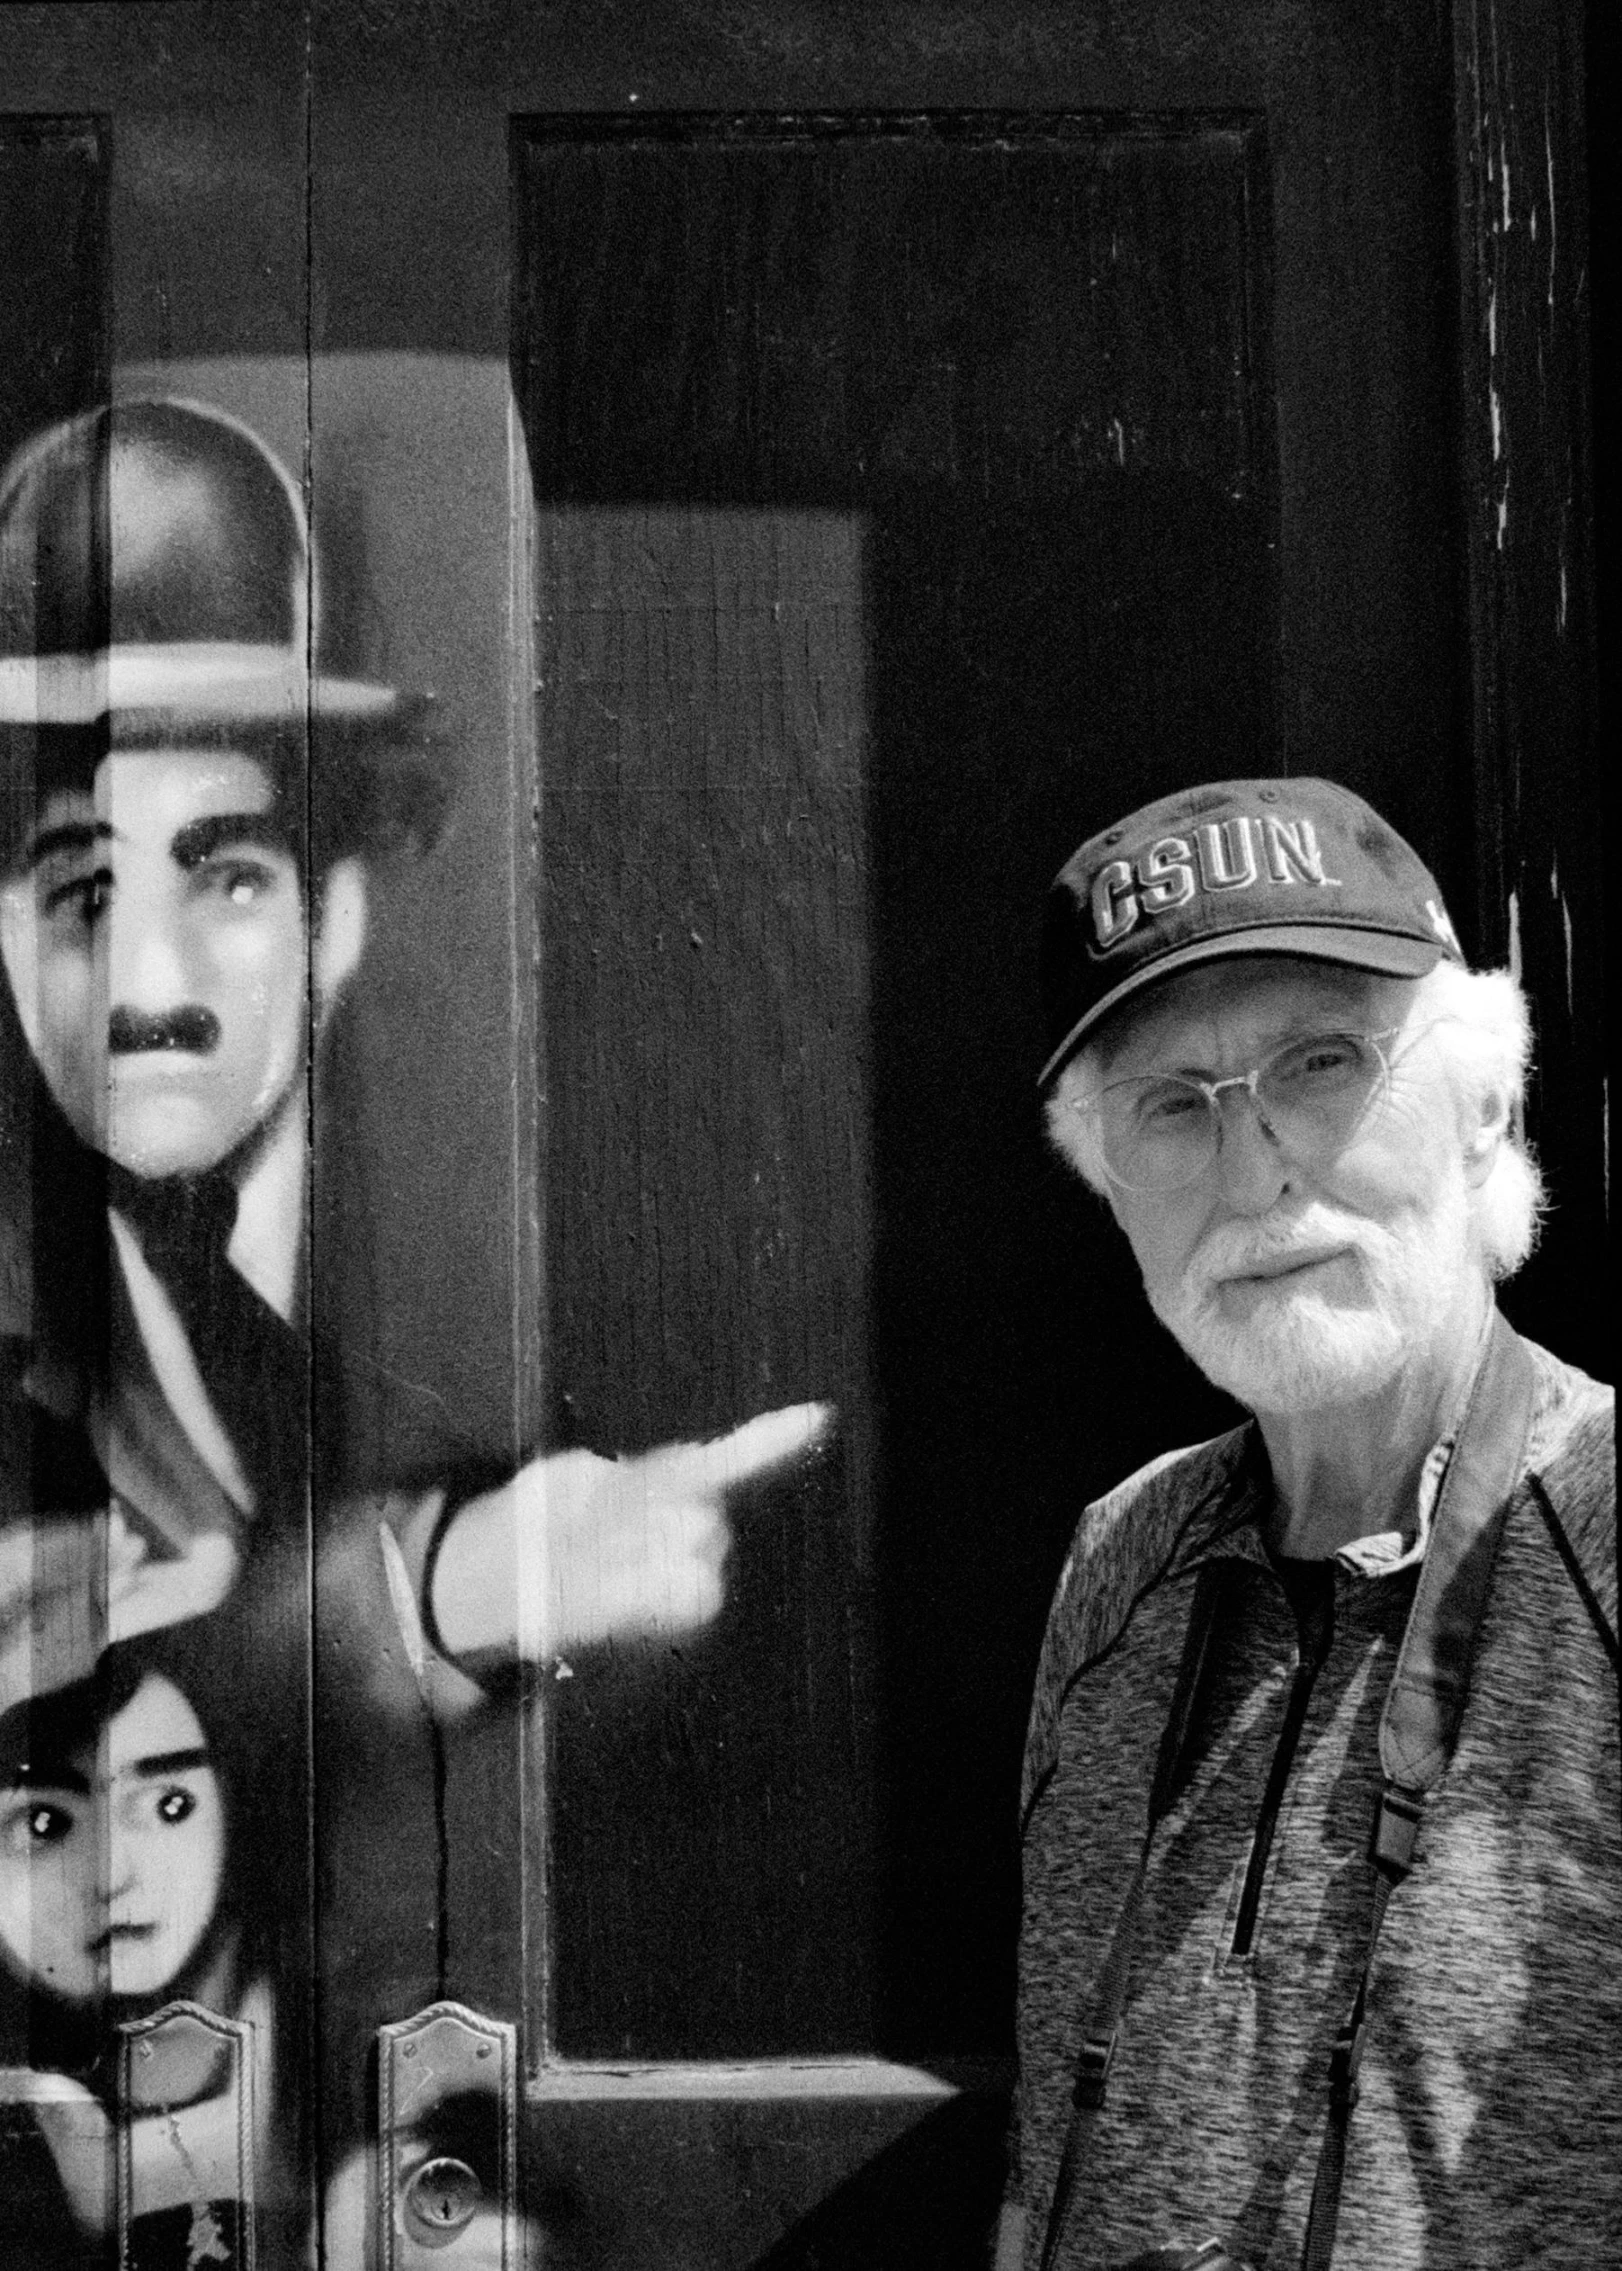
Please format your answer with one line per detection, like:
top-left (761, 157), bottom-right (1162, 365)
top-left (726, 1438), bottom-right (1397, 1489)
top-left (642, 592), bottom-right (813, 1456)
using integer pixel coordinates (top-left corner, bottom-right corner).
top-left (116, 1999), bottom-right (259, 2270)
top-left (378, 2002), bottom-right (517, 2266)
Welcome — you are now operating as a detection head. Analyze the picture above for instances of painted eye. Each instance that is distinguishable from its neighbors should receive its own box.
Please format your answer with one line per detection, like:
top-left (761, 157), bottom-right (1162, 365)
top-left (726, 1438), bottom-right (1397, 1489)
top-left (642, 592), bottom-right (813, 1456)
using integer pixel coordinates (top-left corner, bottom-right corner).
top-left (216, 861), bottom-right (275, 905)
top-left (43, 870), bottom-right (113, 925)
top-left (156, 1786), bottom-right (198, 1826)
top-left (5, 1800), bottom-right (76, 1849)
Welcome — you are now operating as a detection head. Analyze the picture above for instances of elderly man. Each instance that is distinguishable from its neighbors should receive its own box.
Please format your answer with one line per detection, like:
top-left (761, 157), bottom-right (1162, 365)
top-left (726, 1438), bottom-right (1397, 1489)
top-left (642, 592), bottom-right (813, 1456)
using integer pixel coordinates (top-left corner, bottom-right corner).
top-left (998, 780), bottom-right (1616, 2271)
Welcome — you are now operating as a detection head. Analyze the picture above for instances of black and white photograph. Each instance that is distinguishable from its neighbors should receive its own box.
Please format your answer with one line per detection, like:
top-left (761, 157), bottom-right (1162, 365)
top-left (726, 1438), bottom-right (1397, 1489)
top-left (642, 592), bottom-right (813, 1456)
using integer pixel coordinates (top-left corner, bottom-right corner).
top-left (0, 7), bottom-right (1612, 2268)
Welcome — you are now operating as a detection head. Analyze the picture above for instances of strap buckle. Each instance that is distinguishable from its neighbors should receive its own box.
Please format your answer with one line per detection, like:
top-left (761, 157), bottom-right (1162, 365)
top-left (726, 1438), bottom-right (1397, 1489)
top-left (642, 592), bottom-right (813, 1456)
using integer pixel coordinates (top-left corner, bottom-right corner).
top-left (1371, 1784), bottom-right (1423, 1877)
top-left (1071, 2029), bottom-right (1117, 2109)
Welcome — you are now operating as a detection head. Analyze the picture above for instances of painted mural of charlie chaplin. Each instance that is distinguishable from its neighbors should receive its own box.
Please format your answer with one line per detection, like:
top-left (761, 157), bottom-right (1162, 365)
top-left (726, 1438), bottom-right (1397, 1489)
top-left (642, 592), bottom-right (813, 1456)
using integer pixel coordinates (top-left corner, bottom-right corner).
top-left (0, 394), bottom-right (824, 1697)
top-left (0, 398), bottom-right (827, 2254)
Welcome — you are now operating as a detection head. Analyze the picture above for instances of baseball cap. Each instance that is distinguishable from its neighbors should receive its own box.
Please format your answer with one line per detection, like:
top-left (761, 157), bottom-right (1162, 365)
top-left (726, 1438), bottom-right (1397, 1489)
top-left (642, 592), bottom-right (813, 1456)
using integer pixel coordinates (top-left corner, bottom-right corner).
top-left (1038, 776), bottom-right (1464, 1088)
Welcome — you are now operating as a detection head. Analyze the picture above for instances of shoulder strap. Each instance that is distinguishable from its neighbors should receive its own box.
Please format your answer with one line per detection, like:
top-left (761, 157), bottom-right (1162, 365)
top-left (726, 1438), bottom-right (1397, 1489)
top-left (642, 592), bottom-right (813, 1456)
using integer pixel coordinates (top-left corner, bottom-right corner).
top-left (1035, 1559), bottom-right (1230, 2271)
top-left (1301, 1310), bottom-right (1538, 2271)
top-left (1528, 1476), bottom-right (1620, 1666)
top-left (1376, 1309), bottom-right (1540, 1792)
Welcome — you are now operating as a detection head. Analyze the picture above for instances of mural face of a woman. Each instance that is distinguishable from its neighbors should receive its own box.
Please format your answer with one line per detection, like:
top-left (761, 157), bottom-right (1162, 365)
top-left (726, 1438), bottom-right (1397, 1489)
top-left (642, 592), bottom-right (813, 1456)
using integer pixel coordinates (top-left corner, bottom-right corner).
top-left (0, 1673), bottom-right (225, 2006)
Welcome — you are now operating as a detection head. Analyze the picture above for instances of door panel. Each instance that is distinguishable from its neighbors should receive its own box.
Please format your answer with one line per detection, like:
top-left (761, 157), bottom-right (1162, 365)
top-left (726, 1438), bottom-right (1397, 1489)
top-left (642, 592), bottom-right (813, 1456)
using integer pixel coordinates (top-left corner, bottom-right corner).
top-left (0, 114), bottom-right (107, 1327)
top-left (0, 110), bottom-right (114, 2266)
top-left (516, 112), bottom-right (1275, 2063)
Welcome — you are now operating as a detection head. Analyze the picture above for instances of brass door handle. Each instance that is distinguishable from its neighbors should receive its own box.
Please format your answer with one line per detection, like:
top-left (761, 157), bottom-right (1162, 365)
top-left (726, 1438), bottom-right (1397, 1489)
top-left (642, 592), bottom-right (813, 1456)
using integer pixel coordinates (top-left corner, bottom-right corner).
top-left (377, 2001), bottom-right (518, 2266)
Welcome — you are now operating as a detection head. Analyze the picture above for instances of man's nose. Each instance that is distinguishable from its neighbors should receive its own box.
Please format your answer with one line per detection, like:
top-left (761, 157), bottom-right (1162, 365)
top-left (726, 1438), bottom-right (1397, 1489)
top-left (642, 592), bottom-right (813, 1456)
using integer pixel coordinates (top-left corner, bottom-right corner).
top-left (106, 886), bottom-right (194, 1015)
top-left (1211, 1085), bottom-right (1292, 1214)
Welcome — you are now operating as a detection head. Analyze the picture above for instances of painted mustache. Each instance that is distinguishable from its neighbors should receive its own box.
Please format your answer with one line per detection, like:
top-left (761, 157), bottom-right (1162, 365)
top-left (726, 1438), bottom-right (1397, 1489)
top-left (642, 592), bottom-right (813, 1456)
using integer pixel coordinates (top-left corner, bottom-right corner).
top-left (108, 1006), bottom-right (222, 1057)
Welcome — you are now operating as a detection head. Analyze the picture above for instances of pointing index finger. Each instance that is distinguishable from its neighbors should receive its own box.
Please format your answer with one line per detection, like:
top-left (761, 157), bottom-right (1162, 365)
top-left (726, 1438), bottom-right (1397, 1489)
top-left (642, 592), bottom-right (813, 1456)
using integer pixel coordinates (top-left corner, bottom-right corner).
top-left (631, 1400), bottom-right (833, 1498)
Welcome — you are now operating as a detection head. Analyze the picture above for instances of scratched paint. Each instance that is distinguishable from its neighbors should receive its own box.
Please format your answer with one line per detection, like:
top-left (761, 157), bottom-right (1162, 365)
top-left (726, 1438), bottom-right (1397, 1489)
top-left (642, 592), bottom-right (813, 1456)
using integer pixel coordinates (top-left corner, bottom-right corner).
top-left (1458, 0), bottom-right (1606, 1382)
top-left (1602, 1082), bottom-right (1611, 1215)
top-left (1549, 858), bottom-right (1575, 1017)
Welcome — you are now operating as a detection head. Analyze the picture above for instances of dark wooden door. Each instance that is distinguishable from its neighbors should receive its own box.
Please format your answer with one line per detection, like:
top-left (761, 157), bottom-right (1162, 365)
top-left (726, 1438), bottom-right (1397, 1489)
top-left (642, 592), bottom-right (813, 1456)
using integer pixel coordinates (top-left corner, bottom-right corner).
top-left (0, 4), bottom-right (1601, 2266)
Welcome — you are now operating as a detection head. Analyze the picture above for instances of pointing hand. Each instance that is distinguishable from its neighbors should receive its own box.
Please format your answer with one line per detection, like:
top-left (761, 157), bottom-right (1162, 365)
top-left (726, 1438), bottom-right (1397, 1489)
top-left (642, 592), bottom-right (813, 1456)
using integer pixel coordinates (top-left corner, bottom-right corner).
top-left (428, 1401), bottom-right (832, 1660)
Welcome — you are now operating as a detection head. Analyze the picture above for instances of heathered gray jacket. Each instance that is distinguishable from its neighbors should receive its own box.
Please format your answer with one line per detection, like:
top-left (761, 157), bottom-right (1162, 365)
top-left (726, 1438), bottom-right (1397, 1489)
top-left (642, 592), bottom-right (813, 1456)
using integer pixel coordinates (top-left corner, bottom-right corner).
top-left (1009, 1329), bottom-right (1617, 2270)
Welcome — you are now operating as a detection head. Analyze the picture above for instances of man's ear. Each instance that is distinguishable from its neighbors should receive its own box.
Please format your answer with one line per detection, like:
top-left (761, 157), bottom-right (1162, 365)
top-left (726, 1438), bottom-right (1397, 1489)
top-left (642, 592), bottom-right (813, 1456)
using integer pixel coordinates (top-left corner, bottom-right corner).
top-left (0, 885), bottom-right (41, 1057)
top-left (1461, 1078), bottom-right (1512, 1189)
top-left (311, 858), bottom-right (369, 1029)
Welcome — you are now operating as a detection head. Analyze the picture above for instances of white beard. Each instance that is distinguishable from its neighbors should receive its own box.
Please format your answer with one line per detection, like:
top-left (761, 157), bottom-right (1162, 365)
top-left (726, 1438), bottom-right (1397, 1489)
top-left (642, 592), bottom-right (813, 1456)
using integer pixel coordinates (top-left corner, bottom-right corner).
top-left (1148, 1176), bottom-right (1474, 1414)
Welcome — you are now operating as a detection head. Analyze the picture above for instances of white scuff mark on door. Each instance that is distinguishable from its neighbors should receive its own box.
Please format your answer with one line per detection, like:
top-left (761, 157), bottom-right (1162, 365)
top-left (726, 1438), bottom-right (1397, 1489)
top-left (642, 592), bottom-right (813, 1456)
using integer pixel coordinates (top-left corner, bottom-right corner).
top-left (1487, 284), bottom-right (1497, 358)
top-left (151, 2104), bottom-right (231, 2266)
top-left (1546, 105), bottom-right (1559, 310)
top-left (1490, 385), bottom-right (1502, 462)
top-left (1506, 889), bottom-right (1523, 983)
top-left (1559, 557), bottom-right (1568, 635)
top-left (1602, 1079), bottom-right (1610, 1216)
top-left (1496, 488), bottom-right (1509, 549)
top-left (1551, 861), bottom-right (1574, 1017)
top-left (1501, 148), bottom-right (1512, 232)
top-left (1108, 416), bottom-right (1126, 466)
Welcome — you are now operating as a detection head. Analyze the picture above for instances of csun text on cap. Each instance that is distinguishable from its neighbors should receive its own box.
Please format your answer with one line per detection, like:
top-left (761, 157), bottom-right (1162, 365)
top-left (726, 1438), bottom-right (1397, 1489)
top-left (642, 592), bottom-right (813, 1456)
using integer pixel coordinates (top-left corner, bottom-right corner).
top-left (1090, 812), bottom-right (1342, 951)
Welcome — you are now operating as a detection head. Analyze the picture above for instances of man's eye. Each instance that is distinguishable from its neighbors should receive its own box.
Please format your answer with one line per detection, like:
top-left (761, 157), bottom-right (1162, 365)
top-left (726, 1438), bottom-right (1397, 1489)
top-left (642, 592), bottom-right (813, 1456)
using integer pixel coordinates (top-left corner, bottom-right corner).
top-left (156, 1786), bottom-right (197, 1826)
top-left (43, 870), bottom-right (113, 924)
top-left (1272, 1035), bottom-right (1366, 1092)
top-left (1136, 1081), bottom-right (1206, 1128)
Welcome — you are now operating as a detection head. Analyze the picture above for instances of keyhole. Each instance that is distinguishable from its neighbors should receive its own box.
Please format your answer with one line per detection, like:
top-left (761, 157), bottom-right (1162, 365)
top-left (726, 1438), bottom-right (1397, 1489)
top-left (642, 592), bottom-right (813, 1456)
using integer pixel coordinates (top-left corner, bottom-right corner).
top-left (402, 2154), bottom-right (482, 2245)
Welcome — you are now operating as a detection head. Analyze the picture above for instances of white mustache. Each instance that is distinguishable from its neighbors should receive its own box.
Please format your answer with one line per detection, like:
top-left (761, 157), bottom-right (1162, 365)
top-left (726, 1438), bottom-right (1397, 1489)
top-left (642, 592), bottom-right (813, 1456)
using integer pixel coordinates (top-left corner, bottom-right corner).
top-left (1185, 1208), bottom-right (1385, 1295)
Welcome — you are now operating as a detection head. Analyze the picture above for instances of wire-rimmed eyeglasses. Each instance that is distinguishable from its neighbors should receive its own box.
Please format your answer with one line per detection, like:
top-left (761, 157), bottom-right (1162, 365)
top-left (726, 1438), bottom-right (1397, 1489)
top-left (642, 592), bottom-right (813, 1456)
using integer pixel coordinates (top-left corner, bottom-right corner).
top-left (1068, 1027), bottom-right (1408, 1195)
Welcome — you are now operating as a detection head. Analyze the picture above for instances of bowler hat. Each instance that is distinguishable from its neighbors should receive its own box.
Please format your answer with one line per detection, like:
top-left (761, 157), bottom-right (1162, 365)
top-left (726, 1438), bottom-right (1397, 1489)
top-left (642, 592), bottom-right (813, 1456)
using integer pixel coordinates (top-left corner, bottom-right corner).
top-left (0, 396), bottom-right (414, 737)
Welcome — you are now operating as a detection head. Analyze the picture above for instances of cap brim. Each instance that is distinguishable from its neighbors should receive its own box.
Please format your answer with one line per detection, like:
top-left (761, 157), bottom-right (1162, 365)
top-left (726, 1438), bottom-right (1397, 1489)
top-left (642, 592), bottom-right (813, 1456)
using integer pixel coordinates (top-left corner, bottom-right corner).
top-left (0, 645), bottom-right (401, 726)
top-left (1037, 922), bottom-right (1448, 1089)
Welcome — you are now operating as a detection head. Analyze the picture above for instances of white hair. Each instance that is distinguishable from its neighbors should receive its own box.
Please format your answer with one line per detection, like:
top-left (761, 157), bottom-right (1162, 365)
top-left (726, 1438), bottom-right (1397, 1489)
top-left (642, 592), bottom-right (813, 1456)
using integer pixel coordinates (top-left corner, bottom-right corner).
top-left (1045, 959), bottom-right (1545, 1281)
